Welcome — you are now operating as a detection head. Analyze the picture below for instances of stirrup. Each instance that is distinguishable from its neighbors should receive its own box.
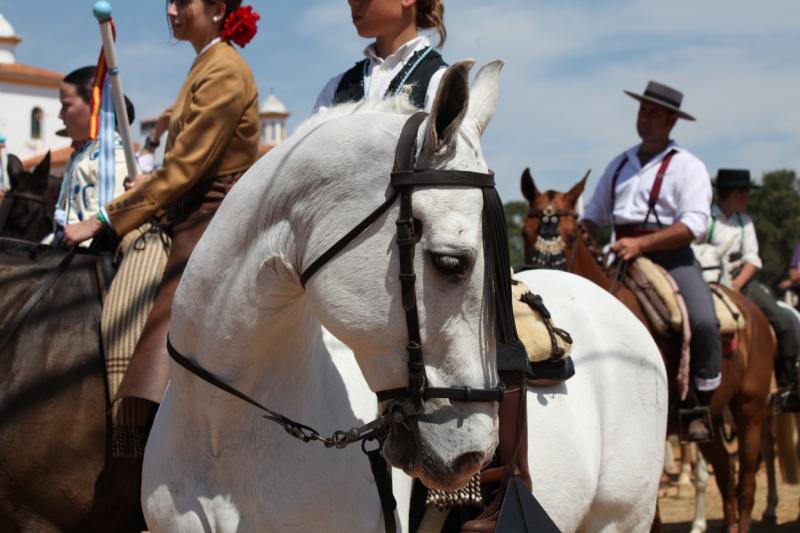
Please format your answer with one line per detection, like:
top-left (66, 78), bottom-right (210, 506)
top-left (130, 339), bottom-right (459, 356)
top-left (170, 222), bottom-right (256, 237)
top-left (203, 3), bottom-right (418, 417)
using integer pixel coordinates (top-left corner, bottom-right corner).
top-left (678, 406), bottom-right (714, 443)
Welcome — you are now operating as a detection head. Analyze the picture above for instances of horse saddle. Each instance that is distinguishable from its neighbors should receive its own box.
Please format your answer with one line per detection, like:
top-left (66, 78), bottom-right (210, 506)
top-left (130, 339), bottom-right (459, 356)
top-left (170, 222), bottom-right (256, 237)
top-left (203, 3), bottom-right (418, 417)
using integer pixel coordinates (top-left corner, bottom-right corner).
top-left (511, 278), bottom-right (574, 386)
top-left (624, 257), bottom-right (744, 339)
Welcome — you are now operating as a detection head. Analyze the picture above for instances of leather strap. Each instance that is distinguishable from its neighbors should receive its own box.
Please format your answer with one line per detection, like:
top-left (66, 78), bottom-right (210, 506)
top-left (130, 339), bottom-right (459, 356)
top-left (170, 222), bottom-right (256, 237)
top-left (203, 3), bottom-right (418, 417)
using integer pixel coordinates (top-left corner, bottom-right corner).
top-left (376, 385), bottom-right (504, 403)
top-left (609, 155), bottom-right (629, 212)
top-left (365, 445), bottom-right (397, 533)
top-left (0, 246), bottom-right (77, 354)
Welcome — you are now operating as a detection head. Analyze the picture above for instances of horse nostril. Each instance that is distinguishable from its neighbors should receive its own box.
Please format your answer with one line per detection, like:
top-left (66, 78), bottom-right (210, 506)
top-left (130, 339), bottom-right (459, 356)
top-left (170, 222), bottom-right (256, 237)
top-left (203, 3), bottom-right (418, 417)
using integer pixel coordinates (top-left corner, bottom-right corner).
top-left (451, 451), bottom-right (485, 478)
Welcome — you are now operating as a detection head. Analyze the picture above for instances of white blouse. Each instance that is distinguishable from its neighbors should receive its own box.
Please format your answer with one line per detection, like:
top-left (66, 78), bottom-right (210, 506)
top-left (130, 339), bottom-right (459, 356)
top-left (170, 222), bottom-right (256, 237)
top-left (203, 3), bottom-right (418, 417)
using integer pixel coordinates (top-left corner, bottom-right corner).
top-left (312, 35), bottom-right (446, 114)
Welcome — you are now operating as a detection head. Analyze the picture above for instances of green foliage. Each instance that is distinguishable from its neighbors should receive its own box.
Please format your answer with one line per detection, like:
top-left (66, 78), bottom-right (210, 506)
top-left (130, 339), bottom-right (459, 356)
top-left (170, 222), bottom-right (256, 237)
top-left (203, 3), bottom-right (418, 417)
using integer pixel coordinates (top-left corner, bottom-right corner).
top-left (504, 200), bottom-right (528, 267)
top-left (748, 169), bottom-right (800, 284)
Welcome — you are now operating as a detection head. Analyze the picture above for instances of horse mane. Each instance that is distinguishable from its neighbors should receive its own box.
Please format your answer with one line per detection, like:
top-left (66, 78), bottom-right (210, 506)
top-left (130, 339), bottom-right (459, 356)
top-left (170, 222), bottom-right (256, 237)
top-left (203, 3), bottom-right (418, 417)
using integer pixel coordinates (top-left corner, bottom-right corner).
top-left (295, 94), bottom-right (419, 138)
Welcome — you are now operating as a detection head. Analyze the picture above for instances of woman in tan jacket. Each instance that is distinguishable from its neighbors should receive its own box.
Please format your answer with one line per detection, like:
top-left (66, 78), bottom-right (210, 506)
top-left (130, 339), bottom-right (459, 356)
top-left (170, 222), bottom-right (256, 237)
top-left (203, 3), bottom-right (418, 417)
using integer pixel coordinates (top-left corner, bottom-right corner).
top-left (64, 0), bottom-right (261, 407)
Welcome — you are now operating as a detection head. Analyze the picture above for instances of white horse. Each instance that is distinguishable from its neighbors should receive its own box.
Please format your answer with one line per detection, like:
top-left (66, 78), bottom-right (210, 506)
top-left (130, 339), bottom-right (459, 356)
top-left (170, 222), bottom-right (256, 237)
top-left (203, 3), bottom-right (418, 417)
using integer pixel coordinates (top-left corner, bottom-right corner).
top-left (142, 59), bottom-right (667, 532)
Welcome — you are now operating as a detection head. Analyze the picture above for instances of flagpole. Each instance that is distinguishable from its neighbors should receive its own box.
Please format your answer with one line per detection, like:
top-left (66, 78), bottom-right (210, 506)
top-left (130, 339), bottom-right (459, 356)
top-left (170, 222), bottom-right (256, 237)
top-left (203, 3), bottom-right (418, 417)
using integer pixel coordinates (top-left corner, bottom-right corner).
top-left (93, 1), bottom-right (138, 181)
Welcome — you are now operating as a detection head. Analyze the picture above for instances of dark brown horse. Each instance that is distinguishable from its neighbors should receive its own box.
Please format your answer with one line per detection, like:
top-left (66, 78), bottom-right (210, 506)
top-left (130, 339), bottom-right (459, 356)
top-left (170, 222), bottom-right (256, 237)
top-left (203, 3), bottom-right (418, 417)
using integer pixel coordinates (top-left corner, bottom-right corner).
top-left (0, 246), bottom-right (141, 528)
top-left (0, 152), bottom-right (61, 242)
top-left (520, 168), bottom-right (775, 533)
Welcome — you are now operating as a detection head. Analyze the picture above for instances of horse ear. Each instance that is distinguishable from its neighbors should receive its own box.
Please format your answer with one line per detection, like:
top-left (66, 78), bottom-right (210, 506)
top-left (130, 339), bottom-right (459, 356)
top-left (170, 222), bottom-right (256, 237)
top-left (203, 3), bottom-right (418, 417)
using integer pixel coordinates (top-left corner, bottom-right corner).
top-left (467, 60), bottom-right (503, 135)
top-left (521, 167), bottom-right (539, 202)
top-left (31, 151), bottom-right (52, 189)
top-left (427, 59), bottom-right (474, 152)
top-left (565, 169), bottom-right (590, 206)
top-left (7, 154), bottom-right (24, 187)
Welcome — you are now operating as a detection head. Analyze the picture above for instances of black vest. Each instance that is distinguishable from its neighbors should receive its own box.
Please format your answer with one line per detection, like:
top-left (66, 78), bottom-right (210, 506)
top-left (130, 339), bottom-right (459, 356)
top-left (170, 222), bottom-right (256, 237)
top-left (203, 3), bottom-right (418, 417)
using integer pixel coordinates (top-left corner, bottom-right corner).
top-left (333, 48), bottom-right (447, 109)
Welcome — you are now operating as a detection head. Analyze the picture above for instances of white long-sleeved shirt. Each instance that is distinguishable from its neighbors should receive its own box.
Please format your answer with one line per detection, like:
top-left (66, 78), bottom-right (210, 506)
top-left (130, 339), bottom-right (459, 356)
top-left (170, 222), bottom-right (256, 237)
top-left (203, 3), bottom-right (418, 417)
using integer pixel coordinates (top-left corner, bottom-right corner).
top-left (701, 204), bottom-right (762, 271)
top-left (583, 142), bottom-right (712, 238)
top-left (312, 35), bottom-right (446, 114)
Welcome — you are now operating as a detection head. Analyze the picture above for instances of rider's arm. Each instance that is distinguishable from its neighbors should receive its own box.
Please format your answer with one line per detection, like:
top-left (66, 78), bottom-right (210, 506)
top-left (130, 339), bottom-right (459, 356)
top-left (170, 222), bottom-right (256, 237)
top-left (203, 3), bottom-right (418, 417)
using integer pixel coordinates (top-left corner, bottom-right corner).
top-left (732, 262), bottom-right (759, 291)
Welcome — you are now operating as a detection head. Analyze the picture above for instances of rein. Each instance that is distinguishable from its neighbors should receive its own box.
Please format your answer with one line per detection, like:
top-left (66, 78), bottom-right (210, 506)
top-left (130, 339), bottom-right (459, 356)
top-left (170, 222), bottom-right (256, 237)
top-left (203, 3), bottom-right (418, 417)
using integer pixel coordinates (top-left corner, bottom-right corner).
top-left (167, 112), bottom-right (514, 533)
top-left (0, 245), bottom-right (78, 354)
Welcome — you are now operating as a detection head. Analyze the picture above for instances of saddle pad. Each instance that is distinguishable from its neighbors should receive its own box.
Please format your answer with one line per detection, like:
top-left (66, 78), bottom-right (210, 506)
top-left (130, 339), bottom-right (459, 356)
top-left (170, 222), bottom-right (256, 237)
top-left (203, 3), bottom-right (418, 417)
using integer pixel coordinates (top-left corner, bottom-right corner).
top-left (511, 279), bottom-right (572, 363)
top-left (710, 284), bottom-right (745, 335)
top-left (633, 256), bottom-right (683, 333)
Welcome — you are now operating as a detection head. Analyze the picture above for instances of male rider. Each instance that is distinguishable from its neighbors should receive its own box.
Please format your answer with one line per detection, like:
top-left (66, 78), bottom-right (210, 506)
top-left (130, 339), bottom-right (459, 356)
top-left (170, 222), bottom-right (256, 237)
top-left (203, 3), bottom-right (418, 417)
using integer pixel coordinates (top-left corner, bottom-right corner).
top-left (582, 81), bottom-right (720, 441)
top-left (703, 169), bottom-right (800, 411)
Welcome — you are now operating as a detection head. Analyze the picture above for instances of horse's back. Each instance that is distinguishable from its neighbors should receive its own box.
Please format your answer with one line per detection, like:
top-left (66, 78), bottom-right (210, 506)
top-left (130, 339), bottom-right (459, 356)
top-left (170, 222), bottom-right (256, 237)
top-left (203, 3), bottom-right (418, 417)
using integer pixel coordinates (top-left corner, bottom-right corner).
top-left (0, 239), bottom-right (107, 531)
top-left (515, 269), bottom-right (667, 531)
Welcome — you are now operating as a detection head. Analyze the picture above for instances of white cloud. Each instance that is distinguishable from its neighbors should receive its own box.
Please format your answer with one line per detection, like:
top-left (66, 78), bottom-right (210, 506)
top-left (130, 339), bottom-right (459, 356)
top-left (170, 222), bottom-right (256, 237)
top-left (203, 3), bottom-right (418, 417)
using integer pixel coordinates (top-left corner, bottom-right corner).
top-left (435, 0), bottom-right (800, 199)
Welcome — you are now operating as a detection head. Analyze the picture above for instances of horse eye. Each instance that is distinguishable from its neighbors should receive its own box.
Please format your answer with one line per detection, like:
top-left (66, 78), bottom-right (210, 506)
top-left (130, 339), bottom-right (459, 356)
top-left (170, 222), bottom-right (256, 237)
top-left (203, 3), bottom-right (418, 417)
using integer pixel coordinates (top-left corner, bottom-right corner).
top-left (430, 253), bottom-right (472, 278)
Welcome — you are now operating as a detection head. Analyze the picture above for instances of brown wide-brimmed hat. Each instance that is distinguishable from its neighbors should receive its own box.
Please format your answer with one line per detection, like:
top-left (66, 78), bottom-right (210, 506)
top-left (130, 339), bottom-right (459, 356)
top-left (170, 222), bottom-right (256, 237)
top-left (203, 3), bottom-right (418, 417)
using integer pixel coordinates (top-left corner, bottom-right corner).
top-left (624, 81), bottom-right (696, 121)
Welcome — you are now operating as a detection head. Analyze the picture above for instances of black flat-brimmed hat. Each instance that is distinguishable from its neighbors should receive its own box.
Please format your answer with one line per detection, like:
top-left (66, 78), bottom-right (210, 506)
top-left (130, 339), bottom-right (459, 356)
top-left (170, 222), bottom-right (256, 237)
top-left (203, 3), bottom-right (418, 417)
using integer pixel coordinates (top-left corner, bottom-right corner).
top-left (715, 168), bottom-right (760, 189)
top-left (624, 81), bottom-right (696, 121)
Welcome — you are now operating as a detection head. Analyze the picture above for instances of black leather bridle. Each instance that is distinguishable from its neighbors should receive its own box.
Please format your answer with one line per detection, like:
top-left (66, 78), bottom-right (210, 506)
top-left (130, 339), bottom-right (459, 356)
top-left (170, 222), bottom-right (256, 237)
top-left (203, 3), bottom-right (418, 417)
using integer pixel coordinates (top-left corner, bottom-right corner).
top-left (300, 111), bottom-right (505, 410)
top-left (167, 111), bottom-right (517, 532)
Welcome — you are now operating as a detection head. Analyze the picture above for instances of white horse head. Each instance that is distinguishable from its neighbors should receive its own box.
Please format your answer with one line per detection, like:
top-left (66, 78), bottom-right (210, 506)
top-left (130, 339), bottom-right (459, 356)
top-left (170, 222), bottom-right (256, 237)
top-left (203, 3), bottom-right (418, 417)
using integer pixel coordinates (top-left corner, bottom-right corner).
top-left (300, 60), bottom-right (504, 489)
top-left (162, 59), bottom-right (504, 516)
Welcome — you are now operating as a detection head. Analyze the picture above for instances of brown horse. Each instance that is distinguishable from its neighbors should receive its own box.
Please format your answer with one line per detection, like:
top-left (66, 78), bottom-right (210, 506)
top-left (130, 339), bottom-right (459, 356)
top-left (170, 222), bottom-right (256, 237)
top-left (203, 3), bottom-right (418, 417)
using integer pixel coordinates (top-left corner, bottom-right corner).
top-left (0, 241), bottom-right (141, 530)
top-left (0, 152), bottom-right (61, 241)
top-left (520, 168), bottom-right (775, 532)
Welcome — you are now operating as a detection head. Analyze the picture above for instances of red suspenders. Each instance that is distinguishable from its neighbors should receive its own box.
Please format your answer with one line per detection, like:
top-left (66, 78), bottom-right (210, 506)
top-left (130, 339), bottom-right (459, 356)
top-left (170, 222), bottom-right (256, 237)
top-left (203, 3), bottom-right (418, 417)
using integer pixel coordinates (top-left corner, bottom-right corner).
top-left (609, 149), bottom-right (678, 228)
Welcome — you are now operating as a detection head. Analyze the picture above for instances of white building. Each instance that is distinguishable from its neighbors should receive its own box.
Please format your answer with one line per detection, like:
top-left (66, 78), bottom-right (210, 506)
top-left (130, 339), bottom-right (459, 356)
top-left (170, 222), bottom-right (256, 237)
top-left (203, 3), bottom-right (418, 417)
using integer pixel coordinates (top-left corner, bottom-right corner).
top-left (258, 92), bottom-right (290, 156)
top-left (0, 12), bottom-right (71, 175)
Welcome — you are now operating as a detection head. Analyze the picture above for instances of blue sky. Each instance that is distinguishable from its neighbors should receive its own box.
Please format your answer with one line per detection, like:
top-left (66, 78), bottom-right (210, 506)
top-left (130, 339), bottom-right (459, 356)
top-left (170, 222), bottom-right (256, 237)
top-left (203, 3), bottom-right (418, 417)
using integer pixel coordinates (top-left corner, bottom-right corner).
top-left (1, 0), bottom-right (798, 201)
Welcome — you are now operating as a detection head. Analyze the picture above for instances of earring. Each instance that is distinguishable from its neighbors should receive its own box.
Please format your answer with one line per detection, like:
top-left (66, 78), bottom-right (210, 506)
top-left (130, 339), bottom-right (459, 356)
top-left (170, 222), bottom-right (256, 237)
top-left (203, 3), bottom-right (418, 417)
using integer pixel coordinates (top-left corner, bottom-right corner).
top-left (213, 16), bottom-right (220, 22)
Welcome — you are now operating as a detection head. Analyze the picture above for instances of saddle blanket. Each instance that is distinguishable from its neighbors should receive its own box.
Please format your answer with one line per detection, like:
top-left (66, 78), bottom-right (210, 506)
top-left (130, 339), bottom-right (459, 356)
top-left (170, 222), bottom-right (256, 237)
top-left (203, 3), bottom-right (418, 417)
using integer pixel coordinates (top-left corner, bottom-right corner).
top-left (631, 256), bottom-right (744, 337)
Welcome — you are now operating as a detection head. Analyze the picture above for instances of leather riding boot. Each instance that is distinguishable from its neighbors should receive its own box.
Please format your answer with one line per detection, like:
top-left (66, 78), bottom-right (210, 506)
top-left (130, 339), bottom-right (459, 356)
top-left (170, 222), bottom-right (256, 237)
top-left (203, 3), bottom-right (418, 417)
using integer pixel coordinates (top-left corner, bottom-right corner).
top-left (685, 389), bottom-right (714, 442)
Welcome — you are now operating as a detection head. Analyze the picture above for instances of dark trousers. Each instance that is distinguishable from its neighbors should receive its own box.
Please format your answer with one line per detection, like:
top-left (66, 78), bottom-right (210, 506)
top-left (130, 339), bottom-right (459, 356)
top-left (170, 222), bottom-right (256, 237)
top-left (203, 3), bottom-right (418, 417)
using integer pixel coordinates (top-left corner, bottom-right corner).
top-left (648, 247), bottom-right (722, 390)
top-left (743, 279), bottom-right (800, 387)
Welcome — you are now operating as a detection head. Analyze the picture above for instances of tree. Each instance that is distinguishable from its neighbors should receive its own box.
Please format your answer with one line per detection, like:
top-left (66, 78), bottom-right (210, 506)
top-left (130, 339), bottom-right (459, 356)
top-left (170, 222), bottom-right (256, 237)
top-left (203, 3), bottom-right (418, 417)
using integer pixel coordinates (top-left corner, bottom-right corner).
top-left (748, 169), bottom-right (800, 284)
top-left (504, 200), bottom-right (528, 267)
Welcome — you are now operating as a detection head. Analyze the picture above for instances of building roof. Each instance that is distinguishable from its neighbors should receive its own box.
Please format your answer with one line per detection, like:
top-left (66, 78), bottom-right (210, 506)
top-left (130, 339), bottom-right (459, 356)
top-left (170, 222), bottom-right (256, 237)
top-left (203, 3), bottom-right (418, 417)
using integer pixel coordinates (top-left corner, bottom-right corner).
top-left (260, 93), bottom-right (288, 115)
top-left (0, 62), bottom-right (63, 88)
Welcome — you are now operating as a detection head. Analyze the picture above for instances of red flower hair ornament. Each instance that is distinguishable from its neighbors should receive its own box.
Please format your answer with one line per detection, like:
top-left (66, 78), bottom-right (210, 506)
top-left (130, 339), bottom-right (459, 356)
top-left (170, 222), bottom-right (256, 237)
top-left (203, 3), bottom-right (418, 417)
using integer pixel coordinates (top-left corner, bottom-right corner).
top-left (220, 5), bottom-right (261, 48)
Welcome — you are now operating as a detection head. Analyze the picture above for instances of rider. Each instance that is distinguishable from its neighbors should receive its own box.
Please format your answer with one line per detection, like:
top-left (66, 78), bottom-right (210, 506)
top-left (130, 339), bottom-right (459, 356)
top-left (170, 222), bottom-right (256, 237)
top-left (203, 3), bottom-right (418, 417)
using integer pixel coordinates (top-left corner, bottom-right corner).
top-left (45, 65), bottom-right (134, 248)
top-left (63, 0), bottom-right (260, 419)
top-left (312, 0), bottom-right (448, 113)
top-left (704, 169), bottom-right (800, 411)
top-left (582, 81), bottom-right (720, 441)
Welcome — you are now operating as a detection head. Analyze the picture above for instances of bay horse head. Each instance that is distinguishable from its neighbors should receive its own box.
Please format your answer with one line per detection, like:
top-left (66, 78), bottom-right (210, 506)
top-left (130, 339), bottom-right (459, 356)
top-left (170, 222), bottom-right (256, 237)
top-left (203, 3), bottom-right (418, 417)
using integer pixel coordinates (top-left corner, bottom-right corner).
top-left (1, 151), bottom-right (58, 241)
top-left (520, 168), bottom-right (589, 270)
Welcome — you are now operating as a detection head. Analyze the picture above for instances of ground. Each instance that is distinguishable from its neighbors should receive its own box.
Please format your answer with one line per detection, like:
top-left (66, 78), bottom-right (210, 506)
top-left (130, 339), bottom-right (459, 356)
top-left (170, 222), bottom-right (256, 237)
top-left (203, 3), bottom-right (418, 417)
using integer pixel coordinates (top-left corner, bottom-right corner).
top-left (659, 463), bottom-right (800, 531)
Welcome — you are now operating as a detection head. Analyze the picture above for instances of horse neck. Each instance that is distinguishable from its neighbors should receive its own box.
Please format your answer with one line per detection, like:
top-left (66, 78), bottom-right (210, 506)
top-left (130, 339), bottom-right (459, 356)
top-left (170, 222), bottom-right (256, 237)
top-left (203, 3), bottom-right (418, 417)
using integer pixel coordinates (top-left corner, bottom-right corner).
top-left (569, 236), bottom-right (614, 291)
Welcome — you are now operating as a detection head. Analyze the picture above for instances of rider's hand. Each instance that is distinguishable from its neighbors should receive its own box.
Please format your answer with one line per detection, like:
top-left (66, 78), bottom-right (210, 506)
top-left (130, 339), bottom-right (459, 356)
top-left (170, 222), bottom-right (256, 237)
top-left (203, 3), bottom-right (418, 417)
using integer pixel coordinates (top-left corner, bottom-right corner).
top-left (63, 217), bottom-right (104, 247)
top-left (611, 237), bottom-right (644, 261)
top-left (778, 279), bottom-right (792, 290)
top-left (124, 173), bottom-right (150, 190)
